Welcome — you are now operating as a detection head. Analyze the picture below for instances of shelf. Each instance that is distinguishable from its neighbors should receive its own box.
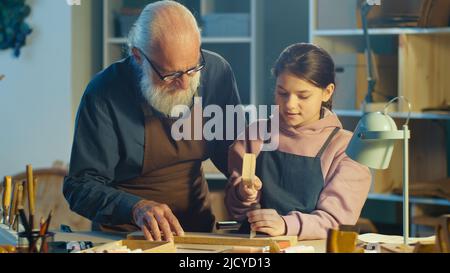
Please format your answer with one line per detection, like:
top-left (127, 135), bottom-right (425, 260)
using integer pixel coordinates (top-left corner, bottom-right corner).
top-left (107, 37), bottom-right (252, 45)
top-left (202, 37), bottom-right (252, 44)
top-left (368, 193), bottom-right (450, 206)
top-left (334, 109), bottom-right (450, 120)
top-left (313, 27), bottom-right (450, 37)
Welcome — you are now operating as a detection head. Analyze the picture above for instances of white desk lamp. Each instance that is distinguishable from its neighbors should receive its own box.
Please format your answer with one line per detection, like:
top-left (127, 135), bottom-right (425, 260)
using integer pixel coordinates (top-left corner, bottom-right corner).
top-left (346, 96), bottom-right (412, 245)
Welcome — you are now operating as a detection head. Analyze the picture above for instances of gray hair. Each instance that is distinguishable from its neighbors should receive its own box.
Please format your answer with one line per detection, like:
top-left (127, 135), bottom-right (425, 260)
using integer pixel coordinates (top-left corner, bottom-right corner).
top-left (127, 0), bottom-right (200, 55)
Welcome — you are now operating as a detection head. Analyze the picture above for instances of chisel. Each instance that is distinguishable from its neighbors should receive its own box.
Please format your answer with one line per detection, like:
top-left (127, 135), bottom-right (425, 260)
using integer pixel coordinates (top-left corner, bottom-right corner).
top-left (13, 183), bottom-right (25, 231)
top-left (9, 180), bottom-right (19, 227)
top-left (2, 176), bottom-right (12, 225)
top-left (249, 203), bottom-right (261, 239)
top-left (26, 165), bottom-right (35, 230)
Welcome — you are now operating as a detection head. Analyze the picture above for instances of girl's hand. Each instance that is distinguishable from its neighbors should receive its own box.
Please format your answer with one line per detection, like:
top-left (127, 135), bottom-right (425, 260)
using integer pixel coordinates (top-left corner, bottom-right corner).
top-left (247, 209), bottom-right (286, 237)
top-left (238, 176), bottom-right (262, 201)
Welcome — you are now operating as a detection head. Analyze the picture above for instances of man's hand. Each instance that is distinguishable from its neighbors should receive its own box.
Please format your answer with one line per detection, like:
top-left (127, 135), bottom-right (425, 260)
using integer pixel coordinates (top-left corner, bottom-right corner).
top-left (132, 200), bottom-right (184, 242)
top-left (247, 209), bottom-right (286, 237)
top-left (238, 176), bottom-right (262, 201)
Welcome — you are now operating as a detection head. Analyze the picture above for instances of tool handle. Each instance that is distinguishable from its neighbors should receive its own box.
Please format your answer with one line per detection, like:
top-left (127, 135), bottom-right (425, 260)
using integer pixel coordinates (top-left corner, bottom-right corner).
top-left (16, 184), bottom-right (24, 212)
top-left (9, 181), bottom-right (19, 226)
top-left (242, 153), bottom-right (256, 189)
top-left (26, 165), bottom-right (35, 230)
top-left (216, 221), bottom-right (241, 231)
top-left (18, 208), bottom-right (30, 234)
top-left (2, 176), bottom-right (12, 210)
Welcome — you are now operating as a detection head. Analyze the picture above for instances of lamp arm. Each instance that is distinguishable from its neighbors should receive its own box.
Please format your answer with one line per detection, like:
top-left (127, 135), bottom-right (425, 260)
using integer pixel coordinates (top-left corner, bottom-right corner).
top-left (384, 96), bottom-right (412, 125)
top-left (361, 2), bottom-right (376, 104)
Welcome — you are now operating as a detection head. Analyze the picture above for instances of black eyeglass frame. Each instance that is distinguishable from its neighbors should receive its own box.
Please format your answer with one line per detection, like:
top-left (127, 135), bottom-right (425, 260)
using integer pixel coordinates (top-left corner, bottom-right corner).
top-left (137, 48), bottom-right (205, 82)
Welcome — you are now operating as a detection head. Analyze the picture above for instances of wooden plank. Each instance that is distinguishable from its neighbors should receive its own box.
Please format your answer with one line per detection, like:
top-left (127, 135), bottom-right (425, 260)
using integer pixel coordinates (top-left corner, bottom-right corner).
top-left (53, 231), bottom-right (326, 253)
top-left (172, 235), bottom-right (290, 248)
top-left (53, 231), bottom-right (125, 245)
top-left (399, 33), bottom-right (450, 112)
top-left (372, 119), bottom-right (447, 193)
top-left (122, 240), bottom-right (176, 253)
top-left (176, 243), bottom-right (232, 253)
top-left (409, 120), bottom-right (447, 183)
top-left (242, 153), bottom-right (256, 189)
top-left (127, 232), bottom-right (298, 248)
top-left (381, 244), bottom-right (415, 253)
top-left (79, 240), bottom-right (176, 253)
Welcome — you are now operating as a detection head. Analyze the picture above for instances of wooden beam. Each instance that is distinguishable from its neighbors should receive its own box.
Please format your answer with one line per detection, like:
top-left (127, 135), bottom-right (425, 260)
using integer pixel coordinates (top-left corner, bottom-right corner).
top-left (242, 153), bottom-right (256, 189)
top-left (127, 232), bottom-right (298, 248)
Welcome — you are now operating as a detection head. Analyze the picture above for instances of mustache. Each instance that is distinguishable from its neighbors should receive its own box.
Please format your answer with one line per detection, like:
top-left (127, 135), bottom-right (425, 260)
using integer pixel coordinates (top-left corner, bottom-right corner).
top-left (139, 65), bottom-right (201, 115)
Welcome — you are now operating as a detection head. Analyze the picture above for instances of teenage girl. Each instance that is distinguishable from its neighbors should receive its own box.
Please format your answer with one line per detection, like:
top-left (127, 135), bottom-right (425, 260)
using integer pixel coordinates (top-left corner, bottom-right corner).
top-left (225, 43), bottom-right (371, 240)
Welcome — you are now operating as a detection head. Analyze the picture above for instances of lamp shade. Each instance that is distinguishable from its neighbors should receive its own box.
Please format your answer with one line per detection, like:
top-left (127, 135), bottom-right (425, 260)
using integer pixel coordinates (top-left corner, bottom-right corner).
top-left (346, 112), bottom-right (398, 170)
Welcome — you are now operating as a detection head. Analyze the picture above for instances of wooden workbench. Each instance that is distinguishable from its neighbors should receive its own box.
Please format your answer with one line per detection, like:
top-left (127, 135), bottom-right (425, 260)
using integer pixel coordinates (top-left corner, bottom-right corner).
top-left (51, 231), bottom-right (326, 253)
top-left (1, 225), bottom-right (325, 253)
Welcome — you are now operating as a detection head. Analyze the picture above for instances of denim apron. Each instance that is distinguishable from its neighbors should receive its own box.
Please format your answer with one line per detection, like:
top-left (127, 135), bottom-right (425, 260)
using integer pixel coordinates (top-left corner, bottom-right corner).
top-left (257, 127), bottom-right (340, 215)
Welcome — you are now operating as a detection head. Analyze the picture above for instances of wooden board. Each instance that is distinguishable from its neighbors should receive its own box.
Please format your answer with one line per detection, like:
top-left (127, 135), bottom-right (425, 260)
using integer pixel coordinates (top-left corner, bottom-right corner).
top-left (242, 153), bottom-right (256, 188)
top-left (127, 232), bottom-right (297, 248)
top-left (372, 119), bottom-right (447, 193)
top-left (52, 231), bottom-right (326, 253)
top-left (174, 244), bottom-right (274, 253)
top-left (79, 240), bottom-right (176, 253)
top-left (380, 243), bottom-right (415, 253)
top-left (399, 33), bottom-right (450, 112)
top-left (175, 243), bottom-right (233, 253)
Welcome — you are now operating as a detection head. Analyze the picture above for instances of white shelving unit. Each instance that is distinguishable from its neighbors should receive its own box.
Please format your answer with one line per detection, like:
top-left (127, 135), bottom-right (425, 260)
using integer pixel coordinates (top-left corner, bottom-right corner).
top-left (309, 0), bottom-right (450, 118)
top-left (334, 110), bottom-right (450, 120)
top-left (309, 0), bottom-right (450, 235)
top-left (368, 193), bottom-right (450, 206)
top-left (313, 27), bottom-right (450, 37)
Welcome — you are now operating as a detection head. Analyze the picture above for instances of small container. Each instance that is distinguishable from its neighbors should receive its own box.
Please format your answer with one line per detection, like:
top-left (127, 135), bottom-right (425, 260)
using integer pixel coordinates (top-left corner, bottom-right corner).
top-left (17, 231), bottom-right (55, 253)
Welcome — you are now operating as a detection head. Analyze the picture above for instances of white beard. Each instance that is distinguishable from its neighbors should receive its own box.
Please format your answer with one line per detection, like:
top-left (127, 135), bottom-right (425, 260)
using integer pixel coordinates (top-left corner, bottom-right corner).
top-left (139, 63), bottom-right (201, 116)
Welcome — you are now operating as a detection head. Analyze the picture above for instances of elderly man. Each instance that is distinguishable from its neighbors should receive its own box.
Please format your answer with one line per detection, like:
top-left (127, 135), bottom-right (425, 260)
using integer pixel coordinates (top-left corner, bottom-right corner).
top-left (64, 1), bottom-right (242, 241)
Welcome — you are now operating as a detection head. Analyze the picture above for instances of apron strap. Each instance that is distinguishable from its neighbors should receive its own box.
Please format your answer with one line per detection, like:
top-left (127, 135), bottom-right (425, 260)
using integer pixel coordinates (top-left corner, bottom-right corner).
top-left (263, 118), bottom-right (272, 144)
top-left (315, 127), bottom-right (340, 158)
top-left (141, 102), bottom-right (154, 119)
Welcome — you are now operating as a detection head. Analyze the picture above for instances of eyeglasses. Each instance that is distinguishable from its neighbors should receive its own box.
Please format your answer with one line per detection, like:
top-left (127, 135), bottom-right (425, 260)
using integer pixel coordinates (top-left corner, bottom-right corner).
top-left (137, 48), bottom-right (205, 82)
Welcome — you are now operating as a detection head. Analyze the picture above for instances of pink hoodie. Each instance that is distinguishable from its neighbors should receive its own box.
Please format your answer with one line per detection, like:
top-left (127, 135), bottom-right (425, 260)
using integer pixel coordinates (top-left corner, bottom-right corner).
top-left (225, 108), bottom-right (372, 240)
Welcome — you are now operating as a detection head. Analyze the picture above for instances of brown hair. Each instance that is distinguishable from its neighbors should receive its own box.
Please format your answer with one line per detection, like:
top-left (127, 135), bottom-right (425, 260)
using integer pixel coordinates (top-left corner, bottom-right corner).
top-left (272, 43), bottom-right (336, 111)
